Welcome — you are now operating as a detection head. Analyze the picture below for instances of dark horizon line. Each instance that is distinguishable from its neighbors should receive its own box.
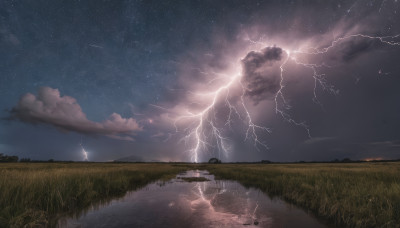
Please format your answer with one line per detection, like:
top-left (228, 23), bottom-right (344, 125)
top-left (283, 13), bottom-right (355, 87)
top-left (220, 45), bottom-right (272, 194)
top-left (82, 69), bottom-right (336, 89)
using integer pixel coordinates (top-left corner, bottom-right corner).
top-left (9, 159), bottom-right (400, 164)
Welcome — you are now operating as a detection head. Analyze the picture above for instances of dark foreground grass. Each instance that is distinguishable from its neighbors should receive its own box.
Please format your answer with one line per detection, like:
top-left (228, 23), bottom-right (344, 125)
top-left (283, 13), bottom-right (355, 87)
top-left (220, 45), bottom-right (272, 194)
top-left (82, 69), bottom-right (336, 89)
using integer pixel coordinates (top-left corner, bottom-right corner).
top-left (201, 162), bottom-right (400, 227)
top-left (0, 163), bottom-right (190, 227)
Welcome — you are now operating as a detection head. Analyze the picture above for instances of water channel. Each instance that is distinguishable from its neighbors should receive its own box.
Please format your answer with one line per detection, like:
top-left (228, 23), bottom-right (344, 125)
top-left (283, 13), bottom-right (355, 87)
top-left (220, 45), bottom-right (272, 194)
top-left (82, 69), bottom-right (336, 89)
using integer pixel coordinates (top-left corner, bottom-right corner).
top-left (59, 170), bottom-right (329, 228)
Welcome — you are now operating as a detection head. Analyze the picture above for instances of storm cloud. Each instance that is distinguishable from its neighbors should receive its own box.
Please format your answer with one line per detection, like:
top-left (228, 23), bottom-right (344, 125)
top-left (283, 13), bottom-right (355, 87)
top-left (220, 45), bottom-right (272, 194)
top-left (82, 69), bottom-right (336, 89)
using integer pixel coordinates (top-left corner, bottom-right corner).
top-left (1, 1), bottom-right (400, 162)
top-left (241, 46), bottom-right (286, 104)
top-left (10, 87), bottom-right (141, 140)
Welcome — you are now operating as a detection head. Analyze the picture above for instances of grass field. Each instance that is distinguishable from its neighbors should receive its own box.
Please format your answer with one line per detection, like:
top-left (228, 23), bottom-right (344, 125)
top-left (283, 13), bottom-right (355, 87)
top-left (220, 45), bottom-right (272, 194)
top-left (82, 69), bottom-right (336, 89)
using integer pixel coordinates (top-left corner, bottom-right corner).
top-left (0, 163), bottom-right (190, 227)
top-left (1, 162), bottom-right (400, 227)
top-left (201, 162), bottom-right (400, 227)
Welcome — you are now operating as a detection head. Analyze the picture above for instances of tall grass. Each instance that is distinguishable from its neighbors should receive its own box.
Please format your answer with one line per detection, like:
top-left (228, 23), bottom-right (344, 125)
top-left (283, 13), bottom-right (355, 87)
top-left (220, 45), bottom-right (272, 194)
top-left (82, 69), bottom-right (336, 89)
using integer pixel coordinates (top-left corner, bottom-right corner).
top-left (202, 162), bottom-right (400, 227)
top-left (0, 163), bottom-right (190, 227)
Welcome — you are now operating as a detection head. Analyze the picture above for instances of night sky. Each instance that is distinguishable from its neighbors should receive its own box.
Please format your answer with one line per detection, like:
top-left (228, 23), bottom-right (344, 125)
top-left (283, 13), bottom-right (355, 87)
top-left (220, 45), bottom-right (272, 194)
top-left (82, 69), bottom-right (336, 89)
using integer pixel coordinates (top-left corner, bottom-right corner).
top-left (1, 0), bottom-right (400, 162)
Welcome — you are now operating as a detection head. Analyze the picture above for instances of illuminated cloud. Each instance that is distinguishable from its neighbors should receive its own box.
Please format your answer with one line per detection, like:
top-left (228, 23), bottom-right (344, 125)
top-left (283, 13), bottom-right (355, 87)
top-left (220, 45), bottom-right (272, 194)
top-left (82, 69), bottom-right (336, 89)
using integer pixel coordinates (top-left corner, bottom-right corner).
top-left (241, 46), bottom-right (286, 104)
top-left (11, 87), bottom-right (141, 141)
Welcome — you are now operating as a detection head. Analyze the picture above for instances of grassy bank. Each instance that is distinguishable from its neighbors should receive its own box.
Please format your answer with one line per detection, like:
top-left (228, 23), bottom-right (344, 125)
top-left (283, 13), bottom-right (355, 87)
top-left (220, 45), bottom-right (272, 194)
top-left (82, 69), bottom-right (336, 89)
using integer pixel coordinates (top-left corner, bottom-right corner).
top-left (201, 162), bottom-right (400, 227)
top-left (0, 163), bottom-right (190, 227)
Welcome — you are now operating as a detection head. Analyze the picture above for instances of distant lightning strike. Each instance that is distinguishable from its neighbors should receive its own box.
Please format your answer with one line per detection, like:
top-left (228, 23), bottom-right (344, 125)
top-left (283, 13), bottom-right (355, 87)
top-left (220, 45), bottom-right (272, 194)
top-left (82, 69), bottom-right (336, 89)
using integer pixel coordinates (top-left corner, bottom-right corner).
top-left (172, 33), bottom-right (400, 162)
top-left (80, 141), bottom-right (89, 161)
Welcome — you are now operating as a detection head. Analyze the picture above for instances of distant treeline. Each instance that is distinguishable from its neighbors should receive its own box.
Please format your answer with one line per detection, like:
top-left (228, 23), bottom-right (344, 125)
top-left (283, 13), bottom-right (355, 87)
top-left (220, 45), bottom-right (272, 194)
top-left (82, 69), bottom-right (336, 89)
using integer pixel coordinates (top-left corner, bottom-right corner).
top-left (256, 158), bottom-right (400, 164)
top-left (0, 153), bottom-right (18, 162)
top-left (1, 153), bottom-right (400, 163)
top-left (109, 158), bottom-right (400, 164)
top-left (0, 154), bottom-right (78, 163)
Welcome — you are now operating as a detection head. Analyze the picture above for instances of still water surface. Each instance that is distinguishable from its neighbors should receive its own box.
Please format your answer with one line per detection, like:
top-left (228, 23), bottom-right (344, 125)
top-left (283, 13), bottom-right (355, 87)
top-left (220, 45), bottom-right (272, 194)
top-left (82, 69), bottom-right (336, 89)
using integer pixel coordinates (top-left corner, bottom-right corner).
top-left (59, 170), bottom-right (328, 228)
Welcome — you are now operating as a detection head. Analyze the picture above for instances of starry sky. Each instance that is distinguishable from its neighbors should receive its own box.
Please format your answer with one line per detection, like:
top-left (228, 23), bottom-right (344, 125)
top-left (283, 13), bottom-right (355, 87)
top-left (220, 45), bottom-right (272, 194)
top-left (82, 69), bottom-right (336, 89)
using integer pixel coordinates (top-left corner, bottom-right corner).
top-left (1, 0), bottom-right (400, 162)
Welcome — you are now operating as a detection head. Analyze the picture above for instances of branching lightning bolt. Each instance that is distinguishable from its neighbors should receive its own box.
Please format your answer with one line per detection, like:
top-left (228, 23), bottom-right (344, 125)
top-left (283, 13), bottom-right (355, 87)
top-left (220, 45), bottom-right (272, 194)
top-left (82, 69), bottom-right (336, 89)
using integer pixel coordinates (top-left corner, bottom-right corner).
top-left (174, 73), bottom-right (242, 162)
top-left (170, 33), bottom-right (400, 162)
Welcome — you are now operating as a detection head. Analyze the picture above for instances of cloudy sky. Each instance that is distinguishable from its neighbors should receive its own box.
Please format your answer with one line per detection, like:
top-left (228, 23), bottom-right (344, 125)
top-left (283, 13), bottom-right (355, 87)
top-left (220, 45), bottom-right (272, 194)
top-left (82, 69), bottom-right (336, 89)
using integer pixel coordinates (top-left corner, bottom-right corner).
top-left (1, 0), bottom-right (400, 162)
